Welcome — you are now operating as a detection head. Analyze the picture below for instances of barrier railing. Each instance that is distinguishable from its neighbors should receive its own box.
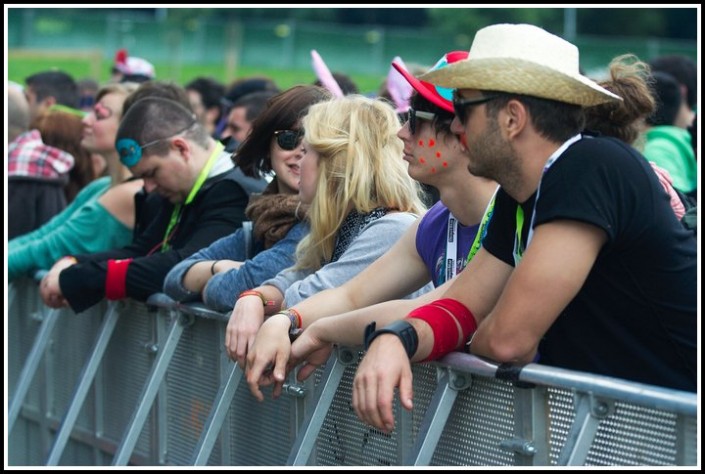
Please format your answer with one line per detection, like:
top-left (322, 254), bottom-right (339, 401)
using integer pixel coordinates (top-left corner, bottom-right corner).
top-left (7, 279), bottom-right (698, 466)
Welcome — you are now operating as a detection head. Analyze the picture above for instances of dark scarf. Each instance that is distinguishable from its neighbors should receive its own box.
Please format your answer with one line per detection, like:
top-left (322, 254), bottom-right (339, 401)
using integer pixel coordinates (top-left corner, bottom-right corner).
top-left (245, 180), bottom-right (308, 249)
top-left (329, 207), bottom-right (389, 263)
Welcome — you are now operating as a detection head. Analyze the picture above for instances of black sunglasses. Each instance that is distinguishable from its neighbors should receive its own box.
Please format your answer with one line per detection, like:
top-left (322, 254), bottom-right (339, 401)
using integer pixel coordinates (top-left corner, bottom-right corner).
top-left (407, 107), bottom-right (437, 135)
top-left (273, 129), bottom-right (304, 151)
top-left (452, 93), bottom-right (499, 124)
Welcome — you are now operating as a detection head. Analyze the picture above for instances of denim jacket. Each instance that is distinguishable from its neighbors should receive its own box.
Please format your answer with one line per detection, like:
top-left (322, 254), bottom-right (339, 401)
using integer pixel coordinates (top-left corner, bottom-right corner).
top-left (163, 220), bottom-right (310, 313)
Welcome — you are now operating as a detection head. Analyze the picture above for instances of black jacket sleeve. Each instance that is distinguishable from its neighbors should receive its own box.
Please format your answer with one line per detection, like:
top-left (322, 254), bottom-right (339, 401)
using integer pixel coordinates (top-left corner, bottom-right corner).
top-left (60, 172), bottom-right (250, 313)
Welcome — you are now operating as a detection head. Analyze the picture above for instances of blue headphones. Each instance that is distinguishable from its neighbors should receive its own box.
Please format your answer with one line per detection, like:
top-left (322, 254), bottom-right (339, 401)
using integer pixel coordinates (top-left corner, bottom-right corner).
top-left (116, 138), bottom-right (144, 167)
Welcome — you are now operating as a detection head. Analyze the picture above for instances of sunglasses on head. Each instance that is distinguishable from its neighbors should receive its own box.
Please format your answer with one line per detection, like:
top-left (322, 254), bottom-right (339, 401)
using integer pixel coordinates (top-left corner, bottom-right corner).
top-left (407, 107), bottom-right (437, 135)
top-left (452, 92), bottom-right (499, 124)
top-left (274, 129), bottom-right (304, 151)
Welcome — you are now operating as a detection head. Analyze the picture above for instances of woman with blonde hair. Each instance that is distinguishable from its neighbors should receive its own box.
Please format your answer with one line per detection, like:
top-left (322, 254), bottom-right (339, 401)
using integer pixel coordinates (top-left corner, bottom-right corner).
top-left (226, 94), bottom-right (429, 368)
top-left (9, 82), bottom-right (142, 281)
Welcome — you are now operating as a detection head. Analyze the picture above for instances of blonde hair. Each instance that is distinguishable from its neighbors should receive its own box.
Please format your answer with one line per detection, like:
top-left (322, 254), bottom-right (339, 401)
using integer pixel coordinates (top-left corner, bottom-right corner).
top-left (93, 82), bottom-right (140, 185)
top-left (295, 95), bottom-right (426, 271)
top-left (95, 82), bottom-right (140, 109)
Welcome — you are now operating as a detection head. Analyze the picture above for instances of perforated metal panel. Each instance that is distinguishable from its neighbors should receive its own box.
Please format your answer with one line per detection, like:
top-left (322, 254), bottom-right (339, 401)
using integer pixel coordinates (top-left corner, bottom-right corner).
top-left (8, 279), bottom-right (43, 390)
top-left (315, 360), bottom-right (398, 465)
top-left (48, 305), bottom-right (105, 446)
top-left (164, 316), bottom-right (223, 465)
top-left (546, 387), bottom-right (575, 462)
top-left (8, 280), bottom-right (55, 465)
top-left (226, 377), bottom-right (294, 466)
top-left (8, 279), bottom-right (46, 415)
top-left (409, 363), bottom-right (442, 444)
top-left (586, 403), bottom-right (677, 465)
top-left (431, 376), bottom-right (516, 466)
top-left (7, 417), bottom-right (44, 465)
top-left (545, 386), bottom-right (690, 466)
top-left (9, 285), bottom-right (697, 467)
top-left (101, 300), bottom-right (159, 458)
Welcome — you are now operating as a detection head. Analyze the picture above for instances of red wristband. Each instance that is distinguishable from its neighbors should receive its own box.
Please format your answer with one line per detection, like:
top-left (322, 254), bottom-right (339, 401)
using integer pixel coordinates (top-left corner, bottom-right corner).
top-left (407, 298), bottom-right (477, 362)
top-left (106, 258), bottom-right (133, 300)
top-left (430, 298), bottom-right (477, 342)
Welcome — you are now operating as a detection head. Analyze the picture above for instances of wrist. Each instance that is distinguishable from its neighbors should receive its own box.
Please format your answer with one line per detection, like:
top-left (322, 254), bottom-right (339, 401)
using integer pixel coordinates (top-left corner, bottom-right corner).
top-left (58, 256), bottom-right (78, 270)
top-left (239, 289), bottom-right (276, 308)
top-left (210, 260), bottom-right (220, 275)
top-left (364, 320), bottom-right (419, 359)
top-left (275, 308), bottom-right (303, 341)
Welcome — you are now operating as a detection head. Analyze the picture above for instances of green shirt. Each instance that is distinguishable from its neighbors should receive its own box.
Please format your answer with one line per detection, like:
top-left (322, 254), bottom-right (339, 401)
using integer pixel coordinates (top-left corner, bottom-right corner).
top-left (8, 177), bottom-right (134, 280)
top-left (644, 126), bottom-right (696, 194)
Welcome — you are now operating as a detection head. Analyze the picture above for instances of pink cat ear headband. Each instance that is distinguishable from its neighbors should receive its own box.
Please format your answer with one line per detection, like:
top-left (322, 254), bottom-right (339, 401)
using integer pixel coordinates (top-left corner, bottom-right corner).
top-left (311, 49), bottom-right (344, 98)
top-left (386, 56), bottom-right (413, 113)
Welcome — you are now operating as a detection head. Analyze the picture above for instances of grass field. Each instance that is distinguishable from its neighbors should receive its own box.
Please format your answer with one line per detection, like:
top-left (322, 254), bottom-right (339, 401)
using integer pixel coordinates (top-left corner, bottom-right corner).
top-left (7, 50), bottom-right (386, 94)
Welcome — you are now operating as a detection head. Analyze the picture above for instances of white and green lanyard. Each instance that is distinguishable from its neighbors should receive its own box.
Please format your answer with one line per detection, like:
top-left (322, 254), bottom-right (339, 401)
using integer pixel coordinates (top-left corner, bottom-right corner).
top-left (512, 134), bottom-right (582, 265)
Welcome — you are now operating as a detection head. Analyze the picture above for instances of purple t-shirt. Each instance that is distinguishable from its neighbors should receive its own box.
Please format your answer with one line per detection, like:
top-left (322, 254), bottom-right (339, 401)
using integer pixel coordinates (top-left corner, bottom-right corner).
top-left (416, 201), bottom-right (480, 287)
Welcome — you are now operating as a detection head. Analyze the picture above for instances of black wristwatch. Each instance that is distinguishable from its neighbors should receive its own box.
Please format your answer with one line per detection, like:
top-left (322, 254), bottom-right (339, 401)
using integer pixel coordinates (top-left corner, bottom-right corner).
top-left (363, 320), bottom-right (419, 359)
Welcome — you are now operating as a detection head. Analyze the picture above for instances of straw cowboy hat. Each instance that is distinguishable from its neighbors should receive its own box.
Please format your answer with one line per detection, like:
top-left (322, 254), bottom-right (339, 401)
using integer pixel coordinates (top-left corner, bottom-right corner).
top-left (420, 23), bottom-right (621, 107)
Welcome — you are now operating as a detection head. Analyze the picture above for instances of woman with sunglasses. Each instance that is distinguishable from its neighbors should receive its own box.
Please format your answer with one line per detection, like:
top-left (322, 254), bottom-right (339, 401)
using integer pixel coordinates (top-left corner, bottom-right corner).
top-left (240, 52), bottom-right (499, 401)
top-left (163, 85), bottom-right (332, 312)
top-left (226, 93), bottom-right (429, 371)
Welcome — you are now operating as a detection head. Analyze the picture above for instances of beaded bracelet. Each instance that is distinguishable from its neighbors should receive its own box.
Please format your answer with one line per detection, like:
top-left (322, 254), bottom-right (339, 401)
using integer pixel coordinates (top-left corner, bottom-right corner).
top-left (238, 289), bottom-right (276, 307)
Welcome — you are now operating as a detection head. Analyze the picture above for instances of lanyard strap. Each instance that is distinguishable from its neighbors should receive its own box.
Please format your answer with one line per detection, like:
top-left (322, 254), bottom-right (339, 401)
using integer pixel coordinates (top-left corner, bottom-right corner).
top-left (512, 205), bottom-right (525, 265)
top-left (161, 142), bottom-right (224, 252)
top-left (465, 185), bottom-right (499, 265)
top-left (512, 134), bottom-right (582, 265)
top-left (445, 185), bottom-right (501, 281)
top-left (445, 213), bottom-right (459, 281)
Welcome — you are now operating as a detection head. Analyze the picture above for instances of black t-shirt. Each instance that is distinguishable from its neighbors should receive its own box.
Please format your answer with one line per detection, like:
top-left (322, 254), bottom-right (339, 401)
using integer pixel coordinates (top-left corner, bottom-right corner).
top-left (483, 136), bottom-right (696, 392)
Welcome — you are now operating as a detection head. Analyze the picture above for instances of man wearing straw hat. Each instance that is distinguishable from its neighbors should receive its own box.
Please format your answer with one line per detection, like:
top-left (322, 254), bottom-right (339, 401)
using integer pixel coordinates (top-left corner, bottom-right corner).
top-left (355, 24), bottom-right (696, 433)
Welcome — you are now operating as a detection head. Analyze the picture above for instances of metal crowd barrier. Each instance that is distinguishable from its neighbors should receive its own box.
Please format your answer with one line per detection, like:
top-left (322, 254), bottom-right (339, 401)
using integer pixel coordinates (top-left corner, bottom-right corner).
top-left (7, 278), bottom-right (698, 466)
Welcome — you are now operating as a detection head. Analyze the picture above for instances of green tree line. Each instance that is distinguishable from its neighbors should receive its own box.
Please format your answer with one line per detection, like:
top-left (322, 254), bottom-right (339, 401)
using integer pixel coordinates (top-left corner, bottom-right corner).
top-left (14, 7), bottom-right (699, 40)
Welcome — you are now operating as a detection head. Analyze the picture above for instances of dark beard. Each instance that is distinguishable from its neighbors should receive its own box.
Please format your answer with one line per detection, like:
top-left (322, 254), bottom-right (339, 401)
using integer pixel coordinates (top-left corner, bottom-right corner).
top-left (465, 116), bottom-right (520, 188)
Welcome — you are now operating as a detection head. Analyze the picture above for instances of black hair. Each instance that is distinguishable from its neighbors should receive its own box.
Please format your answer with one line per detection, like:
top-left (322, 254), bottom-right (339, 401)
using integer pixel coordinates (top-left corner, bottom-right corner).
top-left (235, 85), bottom-right (332, 178)
top-left (117, 97), bottom-right (207, 156)
top-left (25, 70), bottom-right (79, 108)
top-left (647, 71), bottom-right (683, 127)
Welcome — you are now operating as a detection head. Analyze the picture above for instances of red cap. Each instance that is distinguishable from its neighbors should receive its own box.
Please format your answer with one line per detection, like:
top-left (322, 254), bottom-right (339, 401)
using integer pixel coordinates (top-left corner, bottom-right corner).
top-left (392, 51), bottom-right (469, 112)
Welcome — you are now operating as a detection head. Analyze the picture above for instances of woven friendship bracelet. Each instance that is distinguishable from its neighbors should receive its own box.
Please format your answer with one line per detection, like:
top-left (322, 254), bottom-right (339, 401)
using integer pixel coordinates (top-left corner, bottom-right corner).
top-left (276, 308), bottom-right (304, 341)
top-left (238, 290), bottom-right (276, 307)
top-left (277, 308), bottom-right (303, 330)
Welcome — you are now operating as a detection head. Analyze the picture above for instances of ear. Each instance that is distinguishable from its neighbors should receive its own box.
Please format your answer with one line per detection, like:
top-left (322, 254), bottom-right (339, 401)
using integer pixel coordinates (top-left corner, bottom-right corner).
top-left (503, 99), bottom-right (528, 139)
top-left (172, 136), bottom-right (191, 161)
top-left (42, 96), bottom-right (57, 109)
